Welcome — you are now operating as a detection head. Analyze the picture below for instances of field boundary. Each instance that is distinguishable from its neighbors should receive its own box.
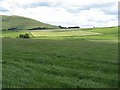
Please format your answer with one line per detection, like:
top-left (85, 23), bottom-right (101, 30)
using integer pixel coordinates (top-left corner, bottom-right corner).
top-left (0, 15), bottom-right (2, 89)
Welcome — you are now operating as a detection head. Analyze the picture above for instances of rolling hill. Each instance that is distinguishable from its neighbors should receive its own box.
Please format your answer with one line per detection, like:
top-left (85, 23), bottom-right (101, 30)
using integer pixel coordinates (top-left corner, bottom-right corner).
top-left (1, 15), bottom-right (59, 30)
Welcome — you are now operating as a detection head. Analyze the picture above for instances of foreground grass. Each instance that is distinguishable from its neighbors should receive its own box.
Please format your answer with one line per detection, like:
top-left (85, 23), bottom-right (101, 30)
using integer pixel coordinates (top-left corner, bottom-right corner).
top-left (2, 38), bottom-right (118, 88)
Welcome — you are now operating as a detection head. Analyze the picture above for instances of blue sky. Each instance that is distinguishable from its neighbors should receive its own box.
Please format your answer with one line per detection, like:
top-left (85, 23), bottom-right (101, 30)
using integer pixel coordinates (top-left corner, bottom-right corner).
top-left (0, 0), bottom-right (118, 27)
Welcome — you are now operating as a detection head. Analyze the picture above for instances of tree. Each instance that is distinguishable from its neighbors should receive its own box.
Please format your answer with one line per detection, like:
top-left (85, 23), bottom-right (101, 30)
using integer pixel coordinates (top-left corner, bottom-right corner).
top-left (19, 33), bottom-right (30, 38)
top-left (24, 33), bottom-right (30, 38)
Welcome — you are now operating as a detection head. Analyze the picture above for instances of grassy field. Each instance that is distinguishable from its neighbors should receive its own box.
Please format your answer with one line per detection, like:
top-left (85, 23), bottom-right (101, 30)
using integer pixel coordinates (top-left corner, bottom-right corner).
top-left (29, 27), bottom-right (118, 41)
top-left (79, 27), bottom-right (118, 40)
top-left (2, 27), bottom-right (118, 88)
top-left (30, 29), bottom-right (101, 37)
top-left (2, 27), bottom-right (118, 40)
top-left (2, 31), bottom-right (32, 38)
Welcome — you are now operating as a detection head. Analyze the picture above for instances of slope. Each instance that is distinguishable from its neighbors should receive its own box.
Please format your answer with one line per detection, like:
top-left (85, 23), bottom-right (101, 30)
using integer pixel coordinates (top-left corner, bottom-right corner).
top-left (1, 15), bottom-right (58, 30)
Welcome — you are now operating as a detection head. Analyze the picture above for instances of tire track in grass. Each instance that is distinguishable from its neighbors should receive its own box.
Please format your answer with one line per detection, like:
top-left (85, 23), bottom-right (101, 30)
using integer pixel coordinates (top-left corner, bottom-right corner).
top-left (29, 32), bottom-right (34, 38)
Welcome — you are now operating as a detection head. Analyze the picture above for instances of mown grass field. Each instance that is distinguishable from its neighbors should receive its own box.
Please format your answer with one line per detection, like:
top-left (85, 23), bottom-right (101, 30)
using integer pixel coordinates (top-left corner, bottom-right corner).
top-left (30, 29), bottom-right (101, 37)
top-left (2, 27), bottom-right (118, 88)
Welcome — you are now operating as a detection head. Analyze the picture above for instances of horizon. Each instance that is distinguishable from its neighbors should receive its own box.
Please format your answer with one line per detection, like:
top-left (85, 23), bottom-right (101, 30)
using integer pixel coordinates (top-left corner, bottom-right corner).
top-left (0, 0), bottom-right (118, 28)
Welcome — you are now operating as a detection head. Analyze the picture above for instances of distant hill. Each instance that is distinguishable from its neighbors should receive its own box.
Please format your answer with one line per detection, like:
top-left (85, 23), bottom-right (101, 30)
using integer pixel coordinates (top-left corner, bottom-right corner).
top-left (1, 15), bottom-right (59, 30)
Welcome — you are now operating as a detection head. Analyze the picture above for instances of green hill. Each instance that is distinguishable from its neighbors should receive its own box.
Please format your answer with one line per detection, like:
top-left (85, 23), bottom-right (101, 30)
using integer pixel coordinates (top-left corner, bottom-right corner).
top-left (1, 15), bottom-right (59, 30)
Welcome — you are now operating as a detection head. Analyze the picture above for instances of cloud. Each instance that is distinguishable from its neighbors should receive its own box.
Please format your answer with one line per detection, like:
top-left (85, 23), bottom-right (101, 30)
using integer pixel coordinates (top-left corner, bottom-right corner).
top-left (30, 2), bottom-right (51, 7)
top-left (0, 0), bottom-right (118, 27)
top-left (0, 7), bottom-right (8, 12)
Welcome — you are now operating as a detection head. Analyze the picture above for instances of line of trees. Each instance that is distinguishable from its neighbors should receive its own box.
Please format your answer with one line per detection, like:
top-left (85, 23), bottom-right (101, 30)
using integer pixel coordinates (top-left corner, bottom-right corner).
top-left (2, 27), bottom-right (53, 31)
top-left (59, 25), bottom-right (80, 29)
top-left (29, 27), bottom-right (46, 30)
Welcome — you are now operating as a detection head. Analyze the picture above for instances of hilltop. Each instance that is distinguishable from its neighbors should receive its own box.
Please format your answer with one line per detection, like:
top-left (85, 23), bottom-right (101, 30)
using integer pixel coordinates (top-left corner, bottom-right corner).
top-left (1, 15), bottom-right (59, 31)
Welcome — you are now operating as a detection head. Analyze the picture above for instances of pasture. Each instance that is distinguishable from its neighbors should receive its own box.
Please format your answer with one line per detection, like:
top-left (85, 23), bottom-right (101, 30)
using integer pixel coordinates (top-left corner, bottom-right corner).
top-left (2, 27), bottom-right (118, 88)
top-left (2, 27), bottom-right (118, 41)
top-left (30, 29), bottom-right (101, 37)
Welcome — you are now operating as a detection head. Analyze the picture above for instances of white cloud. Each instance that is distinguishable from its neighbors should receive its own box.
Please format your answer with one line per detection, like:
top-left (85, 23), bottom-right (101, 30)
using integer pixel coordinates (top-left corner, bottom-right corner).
top-left (0, 0), bottom-right (119, 27)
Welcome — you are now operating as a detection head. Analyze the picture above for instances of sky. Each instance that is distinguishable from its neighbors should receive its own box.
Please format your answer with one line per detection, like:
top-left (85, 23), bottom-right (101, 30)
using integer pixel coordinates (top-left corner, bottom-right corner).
top-left (0, 0), bottom-right (119, 28)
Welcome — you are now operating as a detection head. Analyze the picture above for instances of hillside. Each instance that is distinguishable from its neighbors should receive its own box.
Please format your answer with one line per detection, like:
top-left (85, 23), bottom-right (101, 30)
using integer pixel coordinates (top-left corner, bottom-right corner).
top-left (1, 15), bottom-right (58, 30)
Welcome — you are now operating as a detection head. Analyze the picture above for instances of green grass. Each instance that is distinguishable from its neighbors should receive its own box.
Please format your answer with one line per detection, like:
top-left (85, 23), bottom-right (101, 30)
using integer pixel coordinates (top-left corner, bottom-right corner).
top-left (2, 38), bottom-right (118, 88)
top-left (79, 27), bottom-right (118, 40)
top-left (2, 27), bottom-right (118, 41)
top-left (2, 26), bottom-right (118, 88)
top-left (30, 30), bottom-right (101, 37)
top-left (2, 31), bottom-right (31, 38)
top-left (29, 27), bottom-right (118, 41)
top-left (1, 15), bottom-right (58, 30)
